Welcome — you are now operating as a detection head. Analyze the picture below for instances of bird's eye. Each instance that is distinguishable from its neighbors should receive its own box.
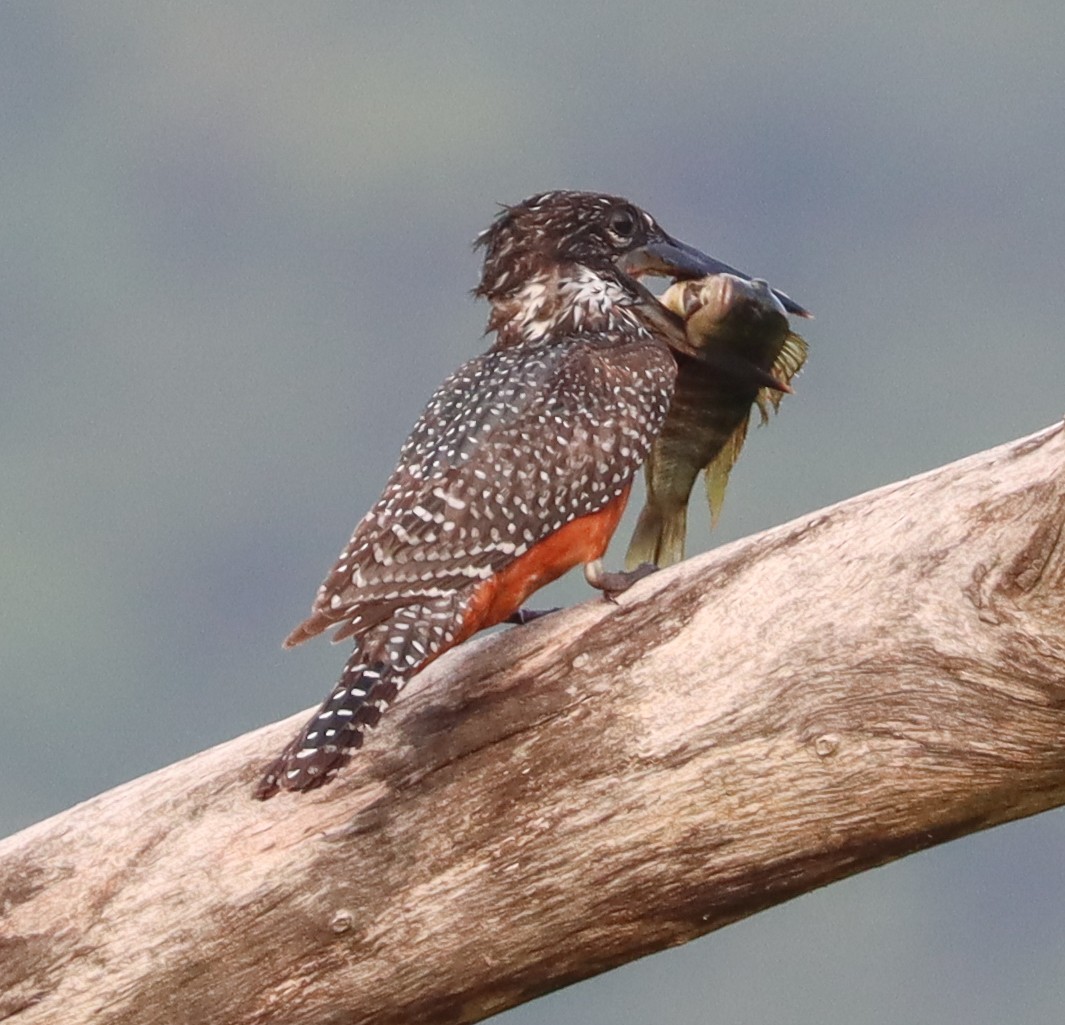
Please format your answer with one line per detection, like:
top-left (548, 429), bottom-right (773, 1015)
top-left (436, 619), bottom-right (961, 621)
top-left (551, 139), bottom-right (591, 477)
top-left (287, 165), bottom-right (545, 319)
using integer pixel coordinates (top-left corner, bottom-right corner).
top-left (607, 208), bottom-right (637, 244)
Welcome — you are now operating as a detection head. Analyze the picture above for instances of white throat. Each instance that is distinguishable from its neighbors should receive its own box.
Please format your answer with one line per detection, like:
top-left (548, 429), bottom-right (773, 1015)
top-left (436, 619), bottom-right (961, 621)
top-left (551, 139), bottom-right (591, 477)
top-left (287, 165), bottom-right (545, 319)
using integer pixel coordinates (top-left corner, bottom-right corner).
top-left (507, 267), bottom-right (649, 344)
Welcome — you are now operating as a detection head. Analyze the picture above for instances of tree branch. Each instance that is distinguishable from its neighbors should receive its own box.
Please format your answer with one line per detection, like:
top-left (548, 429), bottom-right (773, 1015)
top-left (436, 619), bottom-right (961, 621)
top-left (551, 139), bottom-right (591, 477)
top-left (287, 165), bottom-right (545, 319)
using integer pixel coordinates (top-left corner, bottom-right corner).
top-left (4, 422), bottom-right (1065, 1025)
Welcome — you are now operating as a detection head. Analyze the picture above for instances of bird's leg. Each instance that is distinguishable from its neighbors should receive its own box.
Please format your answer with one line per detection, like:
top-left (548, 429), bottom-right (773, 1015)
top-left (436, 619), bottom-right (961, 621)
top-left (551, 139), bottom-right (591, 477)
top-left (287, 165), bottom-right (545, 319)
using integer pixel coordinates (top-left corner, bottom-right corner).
top-left (584, 558), bottom-right (657, 603)
top-left (504, 606), bottom-right (562, 626)
top-left (507, 557), bottom-right (659, 623)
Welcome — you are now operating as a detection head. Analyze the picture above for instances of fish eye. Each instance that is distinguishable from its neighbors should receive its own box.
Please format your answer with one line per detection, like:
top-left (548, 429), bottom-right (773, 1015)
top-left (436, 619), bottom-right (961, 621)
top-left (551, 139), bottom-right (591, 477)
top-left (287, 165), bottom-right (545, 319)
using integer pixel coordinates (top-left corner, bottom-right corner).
top-left (606, 208), bottom-right (637, 244)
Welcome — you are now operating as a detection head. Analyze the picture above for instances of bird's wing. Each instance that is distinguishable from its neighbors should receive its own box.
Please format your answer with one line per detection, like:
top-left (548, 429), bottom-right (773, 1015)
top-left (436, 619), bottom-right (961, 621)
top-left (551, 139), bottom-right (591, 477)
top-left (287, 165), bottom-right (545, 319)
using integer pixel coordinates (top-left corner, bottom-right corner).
top-left (287, 337), bottom-right (674, 646)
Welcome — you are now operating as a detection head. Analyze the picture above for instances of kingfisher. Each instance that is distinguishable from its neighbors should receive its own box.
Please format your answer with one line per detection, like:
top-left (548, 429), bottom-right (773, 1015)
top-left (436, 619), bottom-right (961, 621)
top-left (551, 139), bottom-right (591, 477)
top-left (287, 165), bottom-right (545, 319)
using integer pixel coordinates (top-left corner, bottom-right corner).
top-left (255, 190), bottom-right (788, 798)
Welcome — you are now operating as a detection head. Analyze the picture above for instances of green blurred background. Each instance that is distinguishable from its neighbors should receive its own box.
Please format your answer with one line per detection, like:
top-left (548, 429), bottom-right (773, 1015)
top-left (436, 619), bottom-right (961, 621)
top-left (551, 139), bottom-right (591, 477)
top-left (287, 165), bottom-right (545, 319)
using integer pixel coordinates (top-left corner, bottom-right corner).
top-left (4, 3), bottom-right (1065, 1022)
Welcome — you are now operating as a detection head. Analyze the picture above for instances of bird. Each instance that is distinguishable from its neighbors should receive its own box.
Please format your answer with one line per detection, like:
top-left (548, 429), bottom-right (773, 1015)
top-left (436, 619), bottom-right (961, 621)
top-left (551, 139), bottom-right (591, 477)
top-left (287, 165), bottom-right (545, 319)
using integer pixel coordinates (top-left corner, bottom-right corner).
top-left (255, 190), bottom-right (746, 799)
top-left (625, 274), bottom-right (809, 569)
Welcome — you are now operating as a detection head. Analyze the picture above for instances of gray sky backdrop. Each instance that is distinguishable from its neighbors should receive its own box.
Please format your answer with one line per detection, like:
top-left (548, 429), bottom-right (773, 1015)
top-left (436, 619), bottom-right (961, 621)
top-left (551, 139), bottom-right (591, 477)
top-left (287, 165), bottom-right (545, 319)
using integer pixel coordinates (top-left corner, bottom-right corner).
top-left (3, 3), bottom-right (1065, 1023)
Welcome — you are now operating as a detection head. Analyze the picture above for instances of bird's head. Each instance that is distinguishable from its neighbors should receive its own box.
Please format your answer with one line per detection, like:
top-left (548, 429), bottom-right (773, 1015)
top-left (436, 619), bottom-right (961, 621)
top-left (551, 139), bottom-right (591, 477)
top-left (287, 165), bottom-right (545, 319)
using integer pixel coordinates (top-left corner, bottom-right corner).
top-left (474, 190), bottom-right (808, 319)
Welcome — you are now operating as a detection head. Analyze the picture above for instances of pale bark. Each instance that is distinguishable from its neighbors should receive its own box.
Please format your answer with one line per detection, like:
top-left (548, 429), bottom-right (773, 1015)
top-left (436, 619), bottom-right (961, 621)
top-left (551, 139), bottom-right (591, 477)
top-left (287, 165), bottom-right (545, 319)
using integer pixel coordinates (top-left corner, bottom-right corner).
top-left (3, 423), bottom-right (1065, 1025)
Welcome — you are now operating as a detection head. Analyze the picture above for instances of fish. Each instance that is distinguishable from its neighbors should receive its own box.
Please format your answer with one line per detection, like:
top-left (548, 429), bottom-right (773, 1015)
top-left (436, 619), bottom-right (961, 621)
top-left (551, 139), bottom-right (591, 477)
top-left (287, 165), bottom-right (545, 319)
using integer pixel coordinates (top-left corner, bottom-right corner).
top-left (625, 273), bottom-right (808, 569)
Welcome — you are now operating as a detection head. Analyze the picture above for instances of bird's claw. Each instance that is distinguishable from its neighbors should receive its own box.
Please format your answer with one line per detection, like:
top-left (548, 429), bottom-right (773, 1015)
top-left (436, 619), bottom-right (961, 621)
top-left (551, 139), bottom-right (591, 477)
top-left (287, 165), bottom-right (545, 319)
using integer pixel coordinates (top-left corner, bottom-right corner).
top-left (505, 606), bottom-right (562, 625)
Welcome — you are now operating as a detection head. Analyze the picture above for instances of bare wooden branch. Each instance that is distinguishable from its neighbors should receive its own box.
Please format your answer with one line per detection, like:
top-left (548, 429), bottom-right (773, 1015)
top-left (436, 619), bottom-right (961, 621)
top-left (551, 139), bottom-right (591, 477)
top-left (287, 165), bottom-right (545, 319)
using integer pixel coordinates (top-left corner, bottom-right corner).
top-left (4, 423), bottom-right (1065, 1025)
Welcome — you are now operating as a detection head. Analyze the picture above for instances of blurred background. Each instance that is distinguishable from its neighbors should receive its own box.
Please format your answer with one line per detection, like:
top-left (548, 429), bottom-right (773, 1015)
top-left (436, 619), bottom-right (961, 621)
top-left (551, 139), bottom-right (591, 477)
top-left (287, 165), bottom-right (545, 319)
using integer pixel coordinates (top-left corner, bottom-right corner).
top-left (3, 2), bottom-right (1064, 1022)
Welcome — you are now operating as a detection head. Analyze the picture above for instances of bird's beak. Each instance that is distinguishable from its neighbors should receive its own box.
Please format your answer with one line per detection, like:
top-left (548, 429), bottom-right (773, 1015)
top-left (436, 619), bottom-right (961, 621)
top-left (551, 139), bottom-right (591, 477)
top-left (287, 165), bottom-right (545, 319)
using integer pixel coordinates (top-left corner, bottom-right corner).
top-left (620, 235), bottom-right (811, 319)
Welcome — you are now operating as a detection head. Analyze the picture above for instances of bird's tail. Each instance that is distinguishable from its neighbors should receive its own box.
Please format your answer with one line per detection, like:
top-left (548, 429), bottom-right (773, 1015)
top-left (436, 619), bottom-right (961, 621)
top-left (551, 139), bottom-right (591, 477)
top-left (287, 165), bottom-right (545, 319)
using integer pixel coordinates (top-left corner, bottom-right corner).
top-left (625, 500), bottom-right (687, 570)
top-left (254, 652), bottom-right (402, 799)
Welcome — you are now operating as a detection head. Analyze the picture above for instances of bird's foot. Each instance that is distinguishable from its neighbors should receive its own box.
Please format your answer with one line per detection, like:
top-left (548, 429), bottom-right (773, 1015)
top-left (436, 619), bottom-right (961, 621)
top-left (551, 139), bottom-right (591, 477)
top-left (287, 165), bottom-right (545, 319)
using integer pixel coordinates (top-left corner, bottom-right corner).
top-left (504, 606), bottom-right (562, 626)
top-left (584, 559), bottom-right (657, 603)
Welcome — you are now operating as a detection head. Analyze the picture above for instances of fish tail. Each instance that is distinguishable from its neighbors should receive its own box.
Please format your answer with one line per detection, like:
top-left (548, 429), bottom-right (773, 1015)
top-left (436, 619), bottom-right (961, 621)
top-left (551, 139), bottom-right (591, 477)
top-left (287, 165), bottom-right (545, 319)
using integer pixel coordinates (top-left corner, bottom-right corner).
top-left (625, 500), bottom-right (688, 569)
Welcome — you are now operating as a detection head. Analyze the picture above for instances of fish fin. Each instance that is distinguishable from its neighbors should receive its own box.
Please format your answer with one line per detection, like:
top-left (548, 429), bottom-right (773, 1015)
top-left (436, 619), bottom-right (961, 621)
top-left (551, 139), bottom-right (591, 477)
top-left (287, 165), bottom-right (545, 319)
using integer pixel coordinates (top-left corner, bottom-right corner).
top-left (705, 413), bottom-right (753, 528)
top-left (625, 503), bottom-right (661, 570)
top-left (656, 502), bottom-right (688, 568)
top-left (758, 331), bottom-right (809, 420)
top-left (625, 500), bottom-right (688, 569)
top-left (708, 332), bottom-right (807, 523)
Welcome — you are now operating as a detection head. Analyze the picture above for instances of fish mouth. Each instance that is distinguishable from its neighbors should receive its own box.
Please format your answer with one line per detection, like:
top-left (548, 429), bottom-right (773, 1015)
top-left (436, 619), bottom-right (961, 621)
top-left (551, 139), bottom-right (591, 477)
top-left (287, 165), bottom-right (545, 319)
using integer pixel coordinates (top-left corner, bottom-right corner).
top-left (619, 236), bottom-right (811, 318)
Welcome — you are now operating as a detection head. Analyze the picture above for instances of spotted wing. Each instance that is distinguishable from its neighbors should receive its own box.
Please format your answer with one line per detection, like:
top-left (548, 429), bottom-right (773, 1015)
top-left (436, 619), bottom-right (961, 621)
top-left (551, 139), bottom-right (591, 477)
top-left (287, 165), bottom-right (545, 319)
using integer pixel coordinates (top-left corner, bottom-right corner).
top-left (286, 336), bottom-right (675, 647)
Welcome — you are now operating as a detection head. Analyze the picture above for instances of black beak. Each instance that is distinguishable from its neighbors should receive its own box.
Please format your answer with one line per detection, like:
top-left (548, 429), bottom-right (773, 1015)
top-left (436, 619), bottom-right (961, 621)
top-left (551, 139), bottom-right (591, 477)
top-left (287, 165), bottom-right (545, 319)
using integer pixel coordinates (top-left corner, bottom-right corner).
top-left (620, 235), bottom-right (811, 318)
